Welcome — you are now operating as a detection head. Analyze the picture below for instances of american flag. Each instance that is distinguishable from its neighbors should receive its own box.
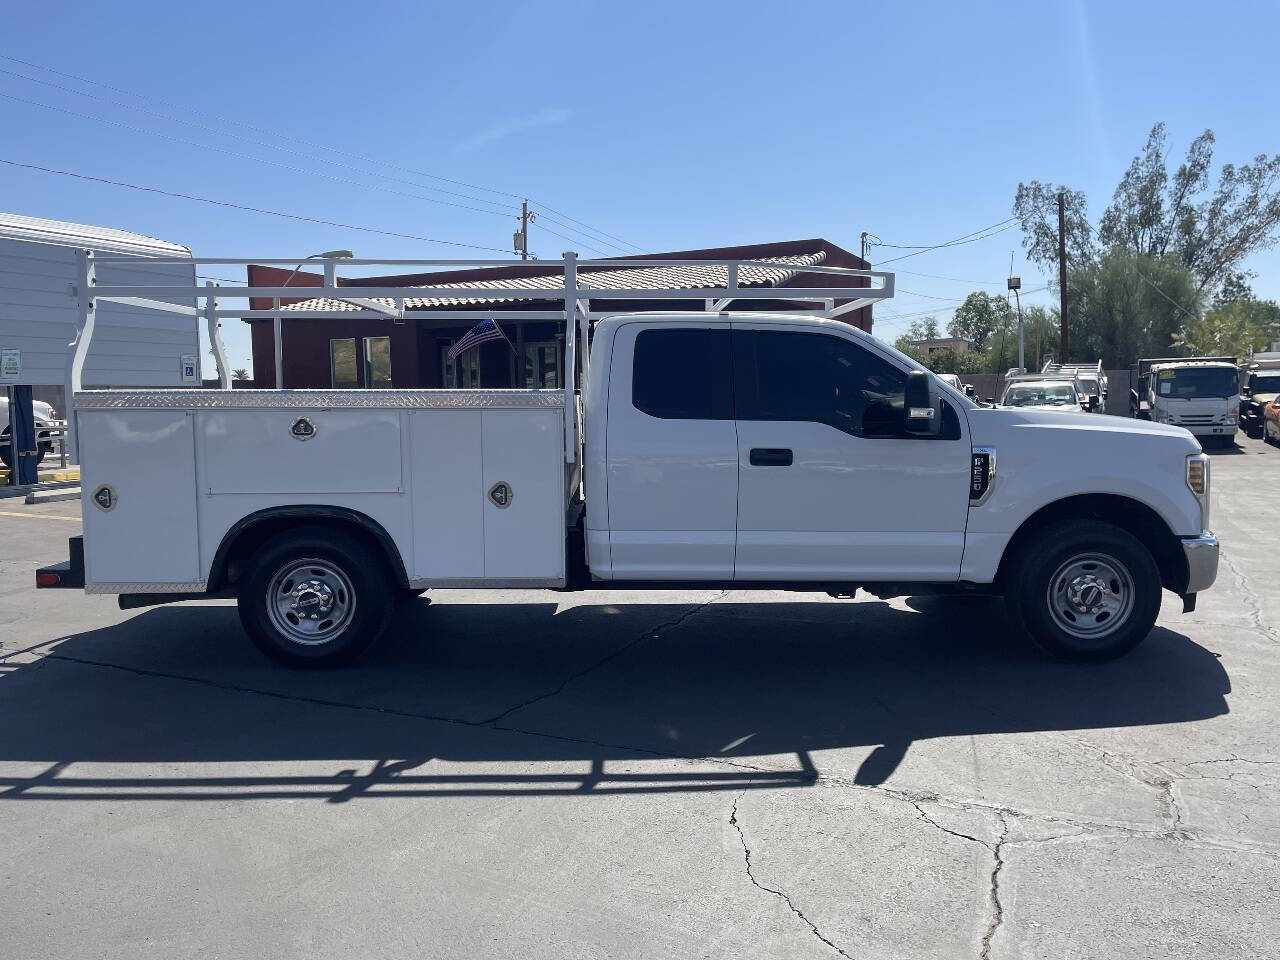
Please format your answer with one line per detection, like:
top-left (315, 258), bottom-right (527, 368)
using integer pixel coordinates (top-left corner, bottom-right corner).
top-left (447, 317), bottom-right (510, 361)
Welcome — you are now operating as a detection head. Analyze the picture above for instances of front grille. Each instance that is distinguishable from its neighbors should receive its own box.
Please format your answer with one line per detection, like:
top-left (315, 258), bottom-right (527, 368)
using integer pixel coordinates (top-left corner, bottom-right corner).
top-left (1175, 414), bottom-right (1219, 425)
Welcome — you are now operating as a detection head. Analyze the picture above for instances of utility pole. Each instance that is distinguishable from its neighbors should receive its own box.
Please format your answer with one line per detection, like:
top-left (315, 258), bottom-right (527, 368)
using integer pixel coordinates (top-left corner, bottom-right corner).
top-left (860, 231), bottom-right (868, 260)
top-left (514, 199), bottom-right (534, 261)
top-left (1057, 191), bottom-right (1069, 364)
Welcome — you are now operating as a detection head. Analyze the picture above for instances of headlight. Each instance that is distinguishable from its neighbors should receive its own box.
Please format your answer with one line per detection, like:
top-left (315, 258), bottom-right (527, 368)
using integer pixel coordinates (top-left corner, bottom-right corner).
top-left (1187, 456), bottom-right (1207, 494)
top-left (1187, 453), bottom-right (1210, 530)
top-left (1225, 415), bottom-right (1237, 425)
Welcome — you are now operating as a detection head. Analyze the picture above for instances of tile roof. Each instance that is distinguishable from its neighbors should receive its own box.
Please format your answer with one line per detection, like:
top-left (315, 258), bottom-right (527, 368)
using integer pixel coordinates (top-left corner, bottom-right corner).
top-left (280, 252), bottom-right (827, 313)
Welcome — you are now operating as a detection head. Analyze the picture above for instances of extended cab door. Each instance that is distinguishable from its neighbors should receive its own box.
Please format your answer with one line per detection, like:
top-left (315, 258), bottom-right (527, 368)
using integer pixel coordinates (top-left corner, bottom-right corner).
top-left (732, 323), bottom-right (971, 581)
top-left (604, 323), bottom-right (737, 579)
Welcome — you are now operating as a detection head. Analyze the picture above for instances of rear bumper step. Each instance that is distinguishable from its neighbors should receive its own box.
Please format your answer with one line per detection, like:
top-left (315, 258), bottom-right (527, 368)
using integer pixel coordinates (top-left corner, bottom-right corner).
top-left (35, 535), bottom-right (84, 589)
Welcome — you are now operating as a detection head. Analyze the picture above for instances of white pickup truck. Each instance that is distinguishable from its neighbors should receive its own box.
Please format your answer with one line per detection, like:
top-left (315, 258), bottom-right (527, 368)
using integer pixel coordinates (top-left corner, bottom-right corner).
top-left (36, 253), bottom-right (1219, 667)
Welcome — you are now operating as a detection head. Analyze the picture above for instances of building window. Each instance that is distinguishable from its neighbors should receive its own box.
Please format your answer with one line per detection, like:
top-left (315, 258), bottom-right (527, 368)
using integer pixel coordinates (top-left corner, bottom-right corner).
top-left (330, 338), bottom-right (357, 388)
top-left (364, 336), bottom-right (392, 388)
top-left (632, 328), bottom-right (733, 420)
top-left (523, 341), bottom-right (561, 388)
top-left (441, 342), bottom-right (481, 388)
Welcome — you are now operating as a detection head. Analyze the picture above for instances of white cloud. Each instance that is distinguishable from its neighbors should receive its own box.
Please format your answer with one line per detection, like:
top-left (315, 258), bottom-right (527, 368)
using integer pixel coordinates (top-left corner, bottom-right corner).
top-left (453, 107), bottom-right (572, 154)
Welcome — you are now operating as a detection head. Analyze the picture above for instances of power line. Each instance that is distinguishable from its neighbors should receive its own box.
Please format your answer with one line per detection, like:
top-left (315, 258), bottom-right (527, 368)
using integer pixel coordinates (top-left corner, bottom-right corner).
top-left (896, 268), bottom-right (1005, 286)
top-left (528, 200), bottom-right (648, 253)
top-left (530, 220), bottom-right (610, 258)
top-left (0, 91), bottom-right (521, 220)
top-left (0, 158), bottom-right (513, 254)
top-left (872, 220), bottom-right (1020, 265)
top-left (0, 55), bottom-right (645, 253)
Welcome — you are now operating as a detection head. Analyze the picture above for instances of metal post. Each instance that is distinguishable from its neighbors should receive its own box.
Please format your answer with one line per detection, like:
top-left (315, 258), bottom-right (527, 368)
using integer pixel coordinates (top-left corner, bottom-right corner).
top-left (563, 251), bottom-right (577, 463)
top-left (1058, 192), bottom-right (1069, 364)
top-left (1015, 288), bottom-right (1024, 373)
top-left (273, 299), bottom-right (283, 389)
top-left (65, 249), bottom-right (97, 464)
top-left (205, 282), bottom-right (231, 389)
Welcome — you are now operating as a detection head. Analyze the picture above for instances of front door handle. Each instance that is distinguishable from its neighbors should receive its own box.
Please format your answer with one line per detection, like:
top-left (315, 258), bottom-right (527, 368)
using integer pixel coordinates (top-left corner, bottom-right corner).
top-left (749, 447), bottom-right (793, 466)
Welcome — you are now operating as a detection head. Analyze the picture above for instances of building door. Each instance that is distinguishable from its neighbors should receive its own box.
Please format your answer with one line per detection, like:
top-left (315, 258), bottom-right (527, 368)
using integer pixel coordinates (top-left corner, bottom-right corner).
top-left (732, 323), bottom-right (971, 581)
top-left (441, 343), bottom-right (481, 388)
top-left (604, 323), bottom-right (737, 580)
top-left (523, 341), bottom-right (561, 388)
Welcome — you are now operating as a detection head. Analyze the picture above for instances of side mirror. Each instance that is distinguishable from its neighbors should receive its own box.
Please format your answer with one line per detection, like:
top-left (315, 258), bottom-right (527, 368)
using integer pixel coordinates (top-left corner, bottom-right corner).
top-left (905, 370), bottom-right (941, 435)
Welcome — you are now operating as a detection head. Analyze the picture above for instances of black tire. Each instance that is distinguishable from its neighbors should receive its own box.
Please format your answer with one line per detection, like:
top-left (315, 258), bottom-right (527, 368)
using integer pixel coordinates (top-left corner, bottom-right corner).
top-left (1004, 519), bottom-right (1161, 663)
top-left (237, 527), bottom-right (395, 668)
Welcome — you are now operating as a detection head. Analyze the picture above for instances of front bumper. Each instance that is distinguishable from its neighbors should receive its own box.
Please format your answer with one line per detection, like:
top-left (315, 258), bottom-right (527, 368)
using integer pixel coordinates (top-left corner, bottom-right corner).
top-left (1181, 532), bottom-right (1219, 594)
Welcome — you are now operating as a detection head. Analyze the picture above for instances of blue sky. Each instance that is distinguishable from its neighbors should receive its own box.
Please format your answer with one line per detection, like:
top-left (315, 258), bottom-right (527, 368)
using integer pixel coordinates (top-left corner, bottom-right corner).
top-left (2, 0), bottom-right (1277, 372)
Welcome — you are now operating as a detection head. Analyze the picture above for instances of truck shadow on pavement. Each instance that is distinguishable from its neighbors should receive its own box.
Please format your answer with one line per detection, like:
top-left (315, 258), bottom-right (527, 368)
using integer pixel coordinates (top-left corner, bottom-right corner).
top-left (0, 596), bottom-right (1230, 801)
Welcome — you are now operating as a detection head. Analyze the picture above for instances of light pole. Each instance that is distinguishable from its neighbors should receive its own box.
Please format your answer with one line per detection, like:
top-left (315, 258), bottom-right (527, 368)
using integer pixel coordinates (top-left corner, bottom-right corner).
top-left (274, 250), bottom-right (354, 388)
top-left (1008, 274), bottom-right (1023, 373)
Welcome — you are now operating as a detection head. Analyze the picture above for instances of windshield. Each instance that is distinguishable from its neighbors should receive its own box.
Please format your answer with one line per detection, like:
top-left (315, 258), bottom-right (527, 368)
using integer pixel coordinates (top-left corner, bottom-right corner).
top-left (1156, 367), bottom-right (1238, 399)
top-left (1002, 382), bottom-right (1078, 407)
top-left (1250, 374), bottom-right (1280, 393)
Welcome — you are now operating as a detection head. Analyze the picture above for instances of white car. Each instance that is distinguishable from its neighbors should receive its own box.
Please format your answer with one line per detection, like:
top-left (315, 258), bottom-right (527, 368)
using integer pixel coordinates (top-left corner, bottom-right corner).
top-left (0, 397), bottom-right (57, 469)
top-left (1000, 380), bottom-right (1087, 412)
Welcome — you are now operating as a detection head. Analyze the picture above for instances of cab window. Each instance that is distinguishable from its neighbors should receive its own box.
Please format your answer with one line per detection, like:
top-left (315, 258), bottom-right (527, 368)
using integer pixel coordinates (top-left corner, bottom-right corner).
top-left (632, 328), bottom-right (733, 420)
top-left (734, 330), bottom-right (960, 439)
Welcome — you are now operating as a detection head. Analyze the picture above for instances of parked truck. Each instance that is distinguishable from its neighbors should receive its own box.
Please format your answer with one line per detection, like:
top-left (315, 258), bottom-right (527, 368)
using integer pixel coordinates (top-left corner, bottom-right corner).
top-left (1130, 356), bottom-right (1239, 448)
top-left (36, 252), bottom-right (1219, 667)
top-left (1239, 353), bottom-right (1280, 438)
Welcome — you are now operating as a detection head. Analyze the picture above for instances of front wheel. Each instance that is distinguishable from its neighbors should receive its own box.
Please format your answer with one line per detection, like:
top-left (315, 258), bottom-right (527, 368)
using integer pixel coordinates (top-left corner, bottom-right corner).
top-left (237, 527), bottom-right (395, 667)
top-left (1005, 520), bottom-right (1161, 662)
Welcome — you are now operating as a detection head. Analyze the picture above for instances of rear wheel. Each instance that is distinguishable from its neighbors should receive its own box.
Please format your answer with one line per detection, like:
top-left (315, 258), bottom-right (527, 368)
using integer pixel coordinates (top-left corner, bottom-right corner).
top-left (1005, 520), bottom-right (1161, 662)
top-left (237, 527), bottom-right (395, 667)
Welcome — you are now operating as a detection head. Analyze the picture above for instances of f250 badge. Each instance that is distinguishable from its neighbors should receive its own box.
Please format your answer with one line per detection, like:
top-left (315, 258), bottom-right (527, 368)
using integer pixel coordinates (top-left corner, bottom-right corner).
top-left (290, 417), bottom-right (317, 441)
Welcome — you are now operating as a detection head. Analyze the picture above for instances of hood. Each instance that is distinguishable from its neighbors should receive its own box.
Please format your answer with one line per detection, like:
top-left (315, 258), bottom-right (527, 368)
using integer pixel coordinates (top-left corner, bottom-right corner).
top-left (999, 401), bottom-right (1088, 414)
top-left (972, 406), bottom-right (1200, 450)
top-left (1250, 391), bottom-right (1278, 406)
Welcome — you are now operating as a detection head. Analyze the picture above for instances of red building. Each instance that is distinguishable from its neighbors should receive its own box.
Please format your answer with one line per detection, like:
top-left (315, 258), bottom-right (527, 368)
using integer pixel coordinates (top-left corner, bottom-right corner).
top-left (246, 238), bottom-right (873, 389)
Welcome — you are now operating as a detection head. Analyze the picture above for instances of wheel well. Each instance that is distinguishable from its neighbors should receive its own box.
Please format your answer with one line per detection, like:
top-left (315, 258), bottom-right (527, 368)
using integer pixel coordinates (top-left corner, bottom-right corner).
top-left (994, 494), bottom-right (1187, 593)
top-left (209, 507), bottom-right (409, 592)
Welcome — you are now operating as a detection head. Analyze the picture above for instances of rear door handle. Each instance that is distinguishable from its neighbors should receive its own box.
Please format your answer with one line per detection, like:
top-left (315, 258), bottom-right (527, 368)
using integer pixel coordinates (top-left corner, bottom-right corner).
top-left (749, 447), bottom-right (793, 466)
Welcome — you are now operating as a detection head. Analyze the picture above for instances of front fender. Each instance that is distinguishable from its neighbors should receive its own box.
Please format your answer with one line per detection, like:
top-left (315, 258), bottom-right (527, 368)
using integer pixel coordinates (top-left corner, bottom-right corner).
top-left (960, 414), bottom-right (1203, 583)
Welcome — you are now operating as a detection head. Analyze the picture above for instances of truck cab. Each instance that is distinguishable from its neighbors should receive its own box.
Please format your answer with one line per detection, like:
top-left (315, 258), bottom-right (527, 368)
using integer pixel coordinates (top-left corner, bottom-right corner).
top-left (1144, 359), bottom-right (1240, 448)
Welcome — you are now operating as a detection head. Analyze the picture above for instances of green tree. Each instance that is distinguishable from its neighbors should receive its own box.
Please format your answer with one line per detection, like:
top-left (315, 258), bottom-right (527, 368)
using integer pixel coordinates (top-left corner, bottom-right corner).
top-left (1068, 248), bottom-right (1202, 366)
top-left (1016, 123), bottom-right (1280, 298)
top-left (948, 291), bottom-right (1013, 350)
top-left (1175, 293), bottom-right (1279, 358)
top-left (232, 368), bottom-right (250, 381)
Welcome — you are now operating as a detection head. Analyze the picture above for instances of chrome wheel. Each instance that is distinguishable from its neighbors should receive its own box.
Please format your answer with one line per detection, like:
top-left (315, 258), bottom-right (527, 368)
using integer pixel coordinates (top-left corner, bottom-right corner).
top-left (265, 558), bottom-right (356, 646)
top-left (1046, 552), bottom-right (1135, 641)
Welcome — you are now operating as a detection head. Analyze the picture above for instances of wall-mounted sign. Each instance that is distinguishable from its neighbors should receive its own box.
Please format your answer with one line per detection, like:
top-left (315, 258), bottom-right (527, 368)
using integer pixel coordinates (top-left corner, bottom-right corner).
top-left (180, 354), bottom-right (198, 383)
top-left (0, 349), bottom-right (20, 381)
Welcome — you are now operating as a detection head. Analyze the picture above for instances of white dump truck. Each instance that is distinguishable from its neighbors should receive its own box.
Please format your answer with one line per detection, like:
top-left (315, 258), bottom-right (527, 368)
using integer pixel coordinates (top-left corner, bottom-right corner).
top-left (36, 252), bottom-right (1218, 667)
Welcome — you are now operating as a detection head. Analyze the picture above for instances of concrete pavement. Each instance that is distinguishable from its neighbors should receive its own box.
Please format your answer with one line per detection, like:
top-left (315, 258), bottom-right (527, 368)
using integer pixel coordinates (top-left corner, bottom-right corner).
top-left (1, 435), bottom-right (1277, 958)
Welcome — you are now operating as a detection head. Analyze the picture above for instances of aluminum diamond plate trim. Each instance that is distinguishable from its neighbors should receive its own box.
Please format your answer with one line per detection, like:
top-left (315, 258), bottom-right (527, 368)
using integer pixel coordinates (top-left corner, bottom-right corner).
top-left (85, 580), bottom-right (208, 595)
top-left (76, 390), bottom-right (567, 411)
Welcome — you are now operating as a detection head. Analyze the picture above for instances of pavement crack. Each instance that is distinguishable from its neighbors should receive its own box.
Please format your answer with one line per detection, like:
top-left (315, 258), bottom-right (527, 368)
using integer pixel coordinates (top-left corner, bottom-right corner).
top-left (979, 813), bottom-right (1009, 960)
top-left (476, 592), bottom-right (728, 725)
top-left (1218, 548), bottom-right (1279, 644)
top-left (909, 798), bottom-right (992, 848)
top-left (729, 794), bottom-right (853, 960)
